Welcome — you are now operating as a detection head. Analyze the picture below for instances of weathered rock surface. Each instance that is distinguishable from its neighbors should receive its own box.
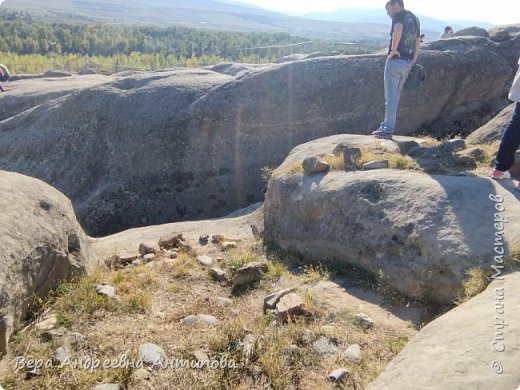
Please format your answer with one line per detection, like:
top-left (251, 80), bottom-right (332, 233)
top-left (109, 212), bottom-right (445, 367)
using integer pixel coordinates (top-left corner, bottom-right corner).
top-left (453, 27), bottom-right (489, 38)
top-left (466, 103), bottom-right (515, 144)
top-left (368, 272), bottom-right (520, 390)
top-left (264, 135), bottom-right (520, 304)
top-left (0, 29), bottom-right (517, 235)
top-left (138, 343), bottom-right (166, 366)
top-left (0, 171), bottom-right (95, 356)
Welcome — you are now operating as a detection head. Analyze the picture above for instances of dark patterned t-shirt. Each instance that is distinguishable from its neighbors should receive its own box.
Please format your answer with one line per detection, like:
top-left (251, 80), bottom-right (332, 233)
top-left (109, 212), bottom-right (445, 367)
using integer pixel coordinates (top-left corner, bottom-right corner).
top-left (388, 10), bottom-right (421, 60)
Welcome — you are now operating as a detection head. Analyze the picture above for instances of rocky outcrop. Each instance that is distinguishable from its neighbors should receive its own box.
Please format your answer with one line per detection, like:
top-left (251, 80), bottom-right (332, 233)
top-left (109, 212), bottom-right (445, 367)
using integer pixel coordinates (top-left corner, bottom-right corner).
top-left (0, 171), bottom-right (95, 356)
top-left (0, 74), bottom-right (111, 121)
top-left (453, 26), bottom-right (489, 38)
top-left (263, 135), bottom-right (520, 304)
top-left (0, 28), bottom-right (517, 235)
top-left (466, 103), bottom-right (515, 144)
top-left (368, 271), bottom-right (520, 390)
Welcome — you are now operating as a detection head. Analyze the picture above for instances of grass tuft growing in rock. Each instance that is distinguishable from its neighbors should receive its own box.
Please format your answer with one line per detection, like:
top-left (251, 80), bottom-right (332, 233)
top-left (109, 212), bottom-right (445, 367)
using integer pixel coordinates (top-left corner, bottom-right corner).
top-left (455, 267), bottom-right (491, 305)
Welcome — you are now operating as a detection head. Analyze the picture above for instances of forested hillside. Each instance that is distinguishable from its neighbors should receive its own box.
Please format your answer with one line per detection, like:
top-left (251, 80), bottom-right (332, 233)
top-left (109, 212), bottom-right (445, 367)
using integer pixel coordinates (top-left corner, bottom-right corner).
top-left (0, 20), bottom-right (384, 58)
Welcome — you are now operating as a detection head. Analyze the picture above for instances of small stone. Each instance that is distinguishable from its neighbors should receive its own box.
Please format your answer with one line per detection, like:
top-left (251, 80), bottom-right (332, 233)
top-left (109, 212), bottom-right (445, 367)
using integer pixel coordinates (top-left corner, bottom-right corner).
top-left (221, 241), bottom-right (238, 251)
top-left (164, 250), bottom-right (177, 259)
top-left (439, 139), bottom-right (466, 153)
top-left (302, 157), bottom-right (330, 174)
top-left (158, 233), bottom-right (184, 250)
top-left (276, 293), bottom-right (306, 322)
top-left (132, 368), bottom-right (150, 382)
top-left (41, 327), bottom-right (67, 341)
top-left (132, 259), bottom-right (143, 266)
top-left (363, 160), bottom-right (389, 170)
top-left (143, 253), bottom-right (156, 261)
top-left (263, 288), bottom-right (295, 313)
top-left (328, 368), bottom-right (349, 383)
top-left (180, 315), bottom-right (197, 325)
top-left (216, 297), bottom-right (233, 307)
top-left (210, 268), bottom-right (227, 282)
top-left (25, 367), bottom-right (41, 379)
top-left (52, 346), bottom-right (70, 366)
top-left (313, 336), bottom-right (338, 355)
top-left (199, 235), bottom-right (210, 244)
top-left (35, 313), bottom-right (58, 331)
top-left (94, 385), bottom-right (122, 390)
top-left (197, 314), bottom-right (219, 326)
top-left (138, 241), bottom-right (160, 256)
top-left (232, 262), bottom-right (268, 290)
top-left (104, 255), bottom-right (122, 269)
top-left (180, 314), bottom-right (218, 326)
top-left (354, 313), bottom-right (375, 330)
top-left (455, 147), bottom-right (485, 164)
top-left (96, 284), bottom-right (120, 301)
top-left (344, 344), bottom-right (362, 364)
top-left (120, 256), bottom-right (138, 265)
top-left (211, 234), bottom-right (225, 244)
top-left (192, 349), bottom-right (210, 362)
top-left (343, 147), bottom-right (362, 170)
top-left (197, 255), bottom-right (214, 267)
top-left (138, 343), bottom-right (166, 367)
top-left (332, 142), bottom-right (353, 156)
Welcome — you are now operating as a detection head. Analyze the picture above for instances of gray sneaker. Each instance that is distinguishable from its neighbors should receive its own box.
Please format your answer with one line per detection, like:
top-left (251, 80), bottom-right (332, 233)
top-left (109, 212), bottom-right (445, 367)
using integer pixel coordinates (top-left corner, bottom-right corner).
top-left (374, 131), bottom-right (393, 140)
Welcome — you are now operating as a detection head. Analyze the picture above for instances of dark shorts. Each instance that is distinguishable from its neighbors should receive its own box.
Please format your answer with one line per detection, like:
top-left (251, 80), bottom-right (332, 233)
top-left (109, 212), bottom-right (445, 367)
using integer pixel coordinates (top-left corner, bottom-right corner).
top-left (0, 76), bottom-right (9, 82)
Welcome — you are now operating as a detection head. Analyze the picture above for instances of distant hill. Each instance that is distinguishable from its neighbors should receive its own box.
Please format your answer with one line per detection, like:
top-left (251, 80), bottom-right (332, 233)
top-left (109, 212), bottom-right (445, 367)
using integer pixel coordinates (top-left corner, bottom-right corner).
top-left (303, 8), bottom-right (494, 39)
top-left (0, 0), bottom-right (391, 43)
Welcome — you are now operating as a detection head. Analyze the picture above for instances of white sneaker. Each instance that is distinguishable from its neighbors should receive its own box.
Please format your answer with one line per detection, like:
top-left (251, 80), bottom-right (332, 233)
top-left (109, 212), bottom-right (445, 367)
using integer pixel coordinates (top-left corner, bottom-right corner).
top-left (491, 169), bottom-right (511, 180)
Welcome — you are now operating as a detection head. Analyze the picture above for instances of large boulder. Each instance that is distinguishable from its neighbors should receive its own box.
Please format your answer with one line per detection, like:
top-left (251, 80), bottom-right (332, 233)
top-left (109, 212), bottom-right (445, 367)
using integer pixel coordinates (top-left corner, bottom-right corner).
top-left (466, 103), bottom-right (515, 144)
top-left (453, 27), bottom-right (489, 38)
top-left (0, 171), bottom-right (95, 356)
top-left (0, 32), bottom-right (517, 235)
top-left (368, 271), bottom-right (520, 390)
top-left (263, 135), bottom-right (520, 304)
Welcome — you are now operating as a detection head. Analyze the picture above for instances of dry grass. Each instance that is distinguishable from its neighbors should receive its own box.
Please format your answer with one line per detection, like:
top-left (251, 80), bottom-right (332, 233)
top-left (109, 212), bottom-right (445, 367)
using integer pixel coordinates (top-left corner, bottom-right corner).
top-left (0, 239), bottom-right (418, 390)
top-left (474, 141), bottom-right (500, 167)
top-left (321, 154), bottom-right (344, 171)
top-left (359, 145), bottom-right (417, 170)
top-left (455, 245), bottom-right (520, 306)
top-left (455, 267), bottom-right (491, 305)
top-left (272, 161), bottom-right (305, 177)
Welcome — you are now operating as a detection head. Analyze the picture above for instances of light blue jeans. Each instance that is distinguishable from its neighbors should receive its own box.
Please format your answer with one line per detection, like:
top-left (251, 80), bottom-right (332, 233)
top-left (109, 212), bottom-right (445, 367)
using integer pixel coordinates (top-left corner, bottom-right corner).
top-left (380, 58), bottom-right (413, 134)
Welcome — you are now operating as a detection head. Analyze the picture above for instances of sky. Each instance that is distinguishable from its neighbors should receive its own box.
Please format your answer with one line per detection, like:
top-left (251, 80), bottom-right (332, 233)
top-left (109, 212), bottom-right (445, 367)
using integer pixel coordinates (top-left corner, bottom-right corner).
top-left (234, 0), bottom-right (520, 25)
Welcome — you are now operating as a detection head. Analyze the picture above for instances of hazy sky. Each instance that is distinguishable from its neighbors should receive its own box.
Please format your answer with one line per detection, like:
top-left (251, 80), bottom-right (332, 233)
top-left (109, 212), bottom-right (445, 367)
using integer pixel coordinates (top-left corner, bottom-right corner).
top-left (235, 0), bottom-right (519, 25)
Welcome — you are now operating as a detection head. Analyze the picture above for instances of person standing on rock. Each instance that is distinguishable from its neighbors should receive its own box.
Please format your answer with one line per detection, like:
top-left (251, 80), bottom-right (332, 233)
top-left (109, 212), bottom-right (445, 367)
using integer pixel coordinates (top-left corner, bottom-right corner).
top-left (373, 0), bottom-right (421, 140)
top-left (440, 26), bottom-right (454, 39)
top-left (491, 57), bottom-right (520, 190)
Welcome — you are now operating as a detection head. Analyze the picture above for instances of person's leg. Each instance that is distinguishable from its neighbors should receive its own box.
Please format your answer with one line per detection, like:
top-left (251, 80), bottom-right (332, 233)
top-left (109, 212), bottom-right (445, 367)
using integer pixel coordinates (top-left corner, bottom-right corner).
top-left (379, 59), bottom-right (413, 134)
top-left (493, 102), bottom-right (520, 174)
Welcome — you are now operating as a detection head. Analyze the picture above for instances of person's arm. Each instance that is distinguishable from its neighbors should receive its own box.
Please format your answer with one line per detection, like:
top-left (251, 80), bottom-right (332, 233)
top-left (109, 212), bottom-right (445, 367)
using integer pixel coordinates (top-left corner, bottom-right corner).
top-left (388, 23), bottom-right (403, 61)
top-left (413, 36), bottom-right (421, 64)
